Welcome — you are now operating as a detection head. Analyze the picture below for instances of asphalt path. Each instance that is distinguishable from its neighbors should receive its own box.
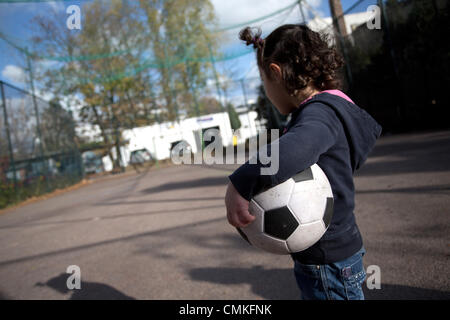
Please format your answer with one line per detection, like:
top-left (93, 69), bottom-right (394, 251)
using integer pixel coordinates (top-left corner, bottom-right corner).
top-left (0, 130), bottom-right (449, 300)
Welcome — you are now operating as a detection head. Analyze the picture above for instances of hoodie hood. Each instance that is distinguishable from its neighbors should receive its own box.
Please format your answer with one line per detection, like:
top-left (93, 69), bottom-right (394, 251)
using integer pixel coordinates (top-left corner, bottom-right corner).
top-left (300, 92), bottom-right (382, 171)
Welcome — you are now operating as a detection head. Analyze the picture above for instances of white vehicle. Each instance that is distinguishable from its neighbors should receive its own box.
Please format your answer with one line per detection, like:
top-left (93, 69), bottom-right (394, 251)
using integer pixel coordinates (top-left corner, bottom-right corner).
top-left (120, 111), bottom-right (259, 167)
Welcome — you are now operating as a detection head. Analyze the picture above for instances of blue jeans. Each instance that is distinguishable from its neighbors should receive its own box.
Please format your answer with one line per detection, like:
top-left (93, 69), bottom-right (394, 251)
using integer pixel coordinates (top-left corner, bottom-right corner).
top-left (293, 247), bottom-right (366, 300)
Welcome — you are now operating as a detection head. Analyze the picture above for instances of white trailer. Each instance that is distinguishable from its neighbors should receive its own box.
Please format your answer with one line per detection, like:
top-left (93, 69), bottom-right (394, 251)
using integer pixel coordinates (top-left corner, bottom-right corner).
top-left (101, 111), bottom-right (260, 170)
top-left (236, 111), bottom-right (259, 145)
top-left (120, 112), bottom-right (236, 165)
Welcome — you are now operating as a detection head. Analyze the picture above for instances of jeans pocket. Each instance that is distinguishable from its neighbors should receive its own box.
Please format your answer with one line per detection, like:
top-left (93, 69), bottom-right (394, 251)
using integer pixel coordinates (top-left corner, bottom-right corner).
top-left (293, 262), bottom-right (326, 300)
top-left (294, 261), bottom-right (321, 279)
top-left (341, 256), bottom-right (366, 300)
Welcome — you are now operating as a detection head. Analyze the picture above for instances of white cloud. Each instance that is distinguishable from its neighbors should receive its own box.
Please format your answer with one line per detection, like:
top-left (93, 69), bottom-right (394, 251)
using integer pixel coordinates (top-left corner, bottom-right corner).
top-left (211, 0), bottom-right (324, 32)
top-left (213, 0), bottom-right (293, 26)
top-left (1, 65), bottom-right (26, 83)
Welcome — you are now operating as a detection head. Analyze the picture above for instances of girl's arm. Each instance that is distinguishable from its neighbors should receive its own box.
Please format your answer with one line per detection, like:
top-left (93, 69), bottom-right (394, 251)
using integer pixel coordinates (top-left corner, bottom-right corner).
top-left (228, 103), bottom-right (341, 201)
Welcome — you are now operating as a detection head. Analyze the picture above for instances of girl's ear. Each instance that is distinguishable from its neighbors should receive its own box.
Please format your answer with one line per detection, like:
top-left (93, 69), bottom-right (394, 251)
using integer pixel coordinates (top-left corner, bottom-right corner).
top-left (269, 63), bottom-right (282, 82)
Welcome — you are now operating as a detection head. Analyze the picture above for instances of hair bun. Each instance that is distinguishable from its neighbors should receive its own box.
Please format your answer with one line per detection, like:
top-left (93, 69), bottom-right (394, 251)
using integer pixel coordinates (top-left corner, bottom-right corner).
top-left (239, 27), bottom-right (263, 49)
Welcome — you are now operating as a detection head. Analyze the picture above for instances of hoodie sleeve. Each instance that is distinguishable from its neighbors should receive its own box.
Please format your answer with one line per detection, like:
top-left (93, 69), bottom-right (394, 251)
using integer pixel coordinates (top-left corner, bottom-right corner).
top-left (228, 103), bottom-right (341, 201)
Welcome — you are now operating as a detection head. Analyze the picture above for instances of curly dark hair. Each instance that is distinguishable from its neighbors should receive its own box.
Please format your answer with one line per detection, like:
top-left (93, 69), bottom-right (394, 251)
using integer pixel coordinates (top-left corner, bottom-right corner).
top-left (239, 24), bottom-right (344, 95)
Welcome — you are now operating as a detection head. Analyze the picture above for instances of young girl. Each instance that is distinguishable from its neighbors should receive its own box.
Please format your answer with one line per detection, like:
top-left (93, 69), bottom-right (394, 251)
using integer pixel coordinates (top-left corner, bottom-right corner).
top-left (225, 24), bottom-right (382, 300)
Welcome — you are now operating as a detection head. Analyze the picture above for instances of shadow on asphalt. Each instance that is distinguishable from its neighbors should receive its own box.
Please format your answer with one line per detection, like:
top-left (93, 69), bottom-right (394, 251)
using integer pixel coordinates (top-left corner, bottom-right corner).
top-left (356, 183), bottom-right (450, 195)
top-left (0, 204), bottom-right (224, 230)
top-left (356, 132), bottom-right (450, 176)
top-left (97, 196), bottom-right (225, 206)
top-left (141, 176), bottom-right (228, 194)
top-left (188, 266), bottom-right (450, 300)
top-left (35, 273), bottom-right (135, 300)
top-left (0, 291), bottom-right (10, 299)
top-left (363, 284), bottom-right (450, 300)
top-left (189, 266), bottom-right (300, 300)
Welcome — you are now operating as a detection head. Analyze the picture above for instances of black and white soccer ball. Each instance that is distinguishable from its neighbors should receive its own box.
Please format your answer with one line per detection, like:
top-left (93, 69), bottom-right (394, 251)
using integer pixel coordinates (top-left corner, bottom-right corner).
top-left (236, 164), bottom-right (334, 255)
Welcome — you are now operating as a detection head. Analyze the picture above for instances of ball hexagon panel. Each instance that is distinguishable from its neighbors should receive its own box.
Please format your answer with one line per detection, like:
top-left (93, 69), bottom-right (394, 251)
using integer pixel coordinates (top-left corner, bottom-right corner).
top-left (253, 178), bottom-right (294, 211)
top-left (286, 220), bottom-right (326, 253)
top-left (264, 206), bottom-right (299, 240)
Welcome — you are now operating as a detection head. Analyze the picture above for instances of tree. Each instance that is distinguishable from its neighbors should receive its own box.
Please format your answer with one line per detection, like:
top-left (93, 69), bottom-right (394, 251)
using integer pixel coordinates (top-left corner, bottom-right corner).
top-left (40, 98), bottom-right (77, 153)
top-left (197, 96), bottom-right (223, 116)
top-left (139, 0), bottom-right (220, 121)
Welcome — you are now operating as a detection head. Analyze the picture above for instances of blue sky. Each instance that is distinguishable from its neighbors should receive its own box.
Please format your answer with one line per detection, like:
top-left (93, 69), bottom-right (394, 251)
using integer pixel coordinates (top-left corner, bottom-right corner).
top-left (0, 0), bottom-right (377, 101)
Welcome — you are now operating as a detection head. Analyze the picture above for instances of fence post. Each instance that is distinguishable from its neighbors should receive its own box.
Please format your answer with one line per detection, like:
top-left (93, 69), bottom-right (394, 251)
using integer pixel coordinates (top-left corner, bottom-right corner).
top-left (328, 0), bottom-right (353, 88)
top-left (1, 81), bottom-right (18, 196)
top-left (298, 0), bottom-right (307, 23)
top-left (26, 49), bottom-right (51, 192)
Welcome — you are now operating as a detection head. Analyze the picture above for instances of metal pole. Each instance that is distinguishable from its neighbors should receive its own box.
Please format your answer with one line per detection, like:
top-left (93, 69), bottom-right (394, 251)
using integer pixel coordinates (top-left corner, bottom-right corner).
top-left (328, 0), bottom-right (353, 87)
top-left (329, 0), bottom-right (348, 37)
top-left (298, 0), bottom-right (306, 23)
top-left (26, 49), bottom-right (50, 192)
top-left (1, 81), bottom-right (17, 193)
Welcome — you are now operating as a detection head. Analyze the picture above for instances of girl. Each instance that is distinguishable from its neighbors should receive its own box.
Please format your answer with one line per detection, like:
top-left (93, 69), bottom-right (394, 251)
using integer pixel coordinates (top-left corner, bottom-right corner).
top-left (225, 24), bottom-right (382, 300)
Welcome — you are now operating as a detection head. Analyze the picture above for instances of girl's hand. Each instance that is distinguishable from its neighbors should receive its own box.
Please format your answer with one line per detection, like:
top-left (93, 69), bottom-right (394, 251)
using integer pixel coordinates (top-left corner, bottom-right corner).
top-left (225, 182), bottom-right (255, 228)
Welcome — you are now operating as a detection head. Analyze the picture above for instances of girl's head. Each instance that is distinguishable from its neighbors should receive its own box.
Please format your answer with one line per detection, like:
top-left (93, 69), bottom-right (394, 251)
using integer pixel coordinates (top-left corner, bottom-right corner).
top-left (239, 24), bottom-right (344, 114)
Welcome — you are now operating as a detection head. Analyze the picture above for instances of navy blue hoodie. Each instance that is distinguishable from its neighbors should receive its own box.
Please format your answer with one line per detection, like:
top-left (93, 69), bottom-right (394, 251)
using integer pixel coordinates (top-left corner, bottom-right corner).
top-left (228, 92), bottom-right (382, 264)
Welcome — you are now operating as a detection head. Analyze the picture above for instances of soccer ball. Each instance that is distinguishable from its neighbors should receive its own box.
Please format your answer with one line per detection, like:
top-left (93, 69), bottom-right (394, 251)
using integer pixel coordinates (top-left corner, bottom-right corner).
top-left (236, 164), bottom-right (334, 255)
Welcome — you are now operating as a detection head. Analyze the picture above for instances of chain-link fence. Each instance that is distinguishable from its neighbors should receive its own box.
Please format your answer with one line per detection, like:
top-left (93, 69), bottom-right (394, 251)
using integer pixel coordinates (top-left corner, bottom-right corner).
top-left (0, 80), bottom-right (84, 209)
